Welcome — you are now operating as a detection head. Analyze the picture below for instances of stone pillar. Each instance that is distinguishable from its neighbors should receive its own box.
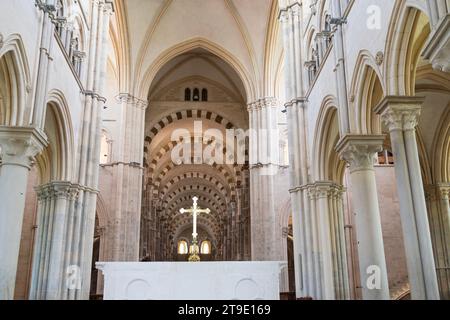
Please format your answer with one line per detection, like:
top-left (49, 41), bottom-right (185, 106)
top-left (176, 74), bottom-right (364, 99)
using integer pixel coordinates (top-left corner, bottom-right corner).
top-left (315, 184), bottom-right (336, 300)
top-left (331, 0), bottom-right (350, 135)
top-left (0, 127), bottom-right (47, 300)
top-left (109, 94), bottom-right (148, 262)
top-left (248, 98), bottom-right (281, 261)
top-left (279, 2), bottom-right (313, 298)
top-left (376, 96), bottom-right (440, 300)
top-left (62, 0), bottom-right (113, 300)
top-left (438, 185), bottom-right (450, 245)
top-left (426, 184), bottom-right (450, 299)
top-left (29, 182), bottom-right (77, 300)
top-left (336, 134), bottom-right (390, 300)
top-left (305, 182), bottom-right (350, 300)
top-left (33, 0), bottom-right (57, 128)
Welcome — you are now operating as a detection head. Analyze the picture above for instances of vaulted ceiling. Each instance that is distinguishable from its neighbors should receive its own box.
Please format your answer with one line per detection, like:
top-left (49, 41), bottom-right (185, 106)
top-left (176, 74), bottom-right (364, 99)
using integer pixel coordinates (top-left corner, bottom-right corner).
top-left (111, 0), bottom-right (284, 100)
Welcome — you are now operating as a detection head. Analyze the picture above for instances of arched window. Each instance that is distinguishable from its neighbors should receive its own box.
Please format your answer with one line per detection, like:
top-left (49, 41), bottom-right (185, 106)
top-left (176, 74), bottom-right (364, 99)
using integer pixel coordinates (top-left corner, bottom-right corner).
top-left (201, 89), bottom-right (208, 102)
top-left (200, 240), bottom-right (211, 254)
top-left (178, 240), bottom-right (188, 254)
top-left (193, 88), bottom-right (200, 101)
top-left (185, 88), bottom-right (191, 101)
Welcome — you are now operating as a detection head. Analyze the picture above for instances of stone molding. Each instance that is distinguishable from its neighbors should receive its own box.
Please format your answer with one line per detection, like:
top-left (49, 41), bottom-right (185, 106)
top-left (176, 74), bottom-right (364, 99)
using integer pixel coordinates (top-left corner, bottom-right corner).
top-left (0, 126), bottom-right (48, 168)
top-left (35, 182), bottom-right (97, 201)
top-left (247, 97), bottom-right (278, 112)
top-left (335, 134), bottom-right (385, 173)
top-left (375, 96), bottom-right (424, 132)
top-left (116, 93), bottom-right (149, 110)
top-left (426, 183), bottom-right (450, 201)
top-left (305, 181), bottom-right (345, 200)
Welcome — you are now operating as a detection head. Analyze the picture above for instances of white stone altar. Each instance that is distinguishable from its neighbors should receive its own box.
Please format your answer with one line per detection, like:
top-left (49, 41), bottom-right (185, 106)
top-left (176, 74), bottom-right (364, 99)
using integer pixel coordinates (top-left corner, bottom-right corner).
top-left (96, 261), bottom-right (285, 300)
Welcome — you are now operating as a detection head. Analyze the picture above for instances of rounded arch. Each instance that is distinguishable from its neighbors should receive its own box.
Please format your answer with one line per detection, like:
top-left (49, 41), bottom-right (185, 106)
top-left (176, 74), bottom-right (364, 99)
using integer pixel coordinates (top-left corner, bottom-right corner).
top-left (349, 50), bottom-right (385, 134)
top-left (138, 38), bottom-right (255, 102)
top-left (0, 33), bottom-right (31, 126)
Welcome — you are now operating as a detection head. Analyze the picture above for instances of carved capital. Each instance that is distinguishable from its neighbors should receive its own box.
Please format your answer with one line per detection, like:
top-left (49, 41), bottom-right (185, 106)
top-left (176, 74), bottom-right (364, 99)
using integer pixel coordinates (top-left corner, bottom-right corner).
top-left (374, 96), bottom-right (424, 132)
top-left (116, 93), bottom-right (148, 110)
top-left (51, 181), bottom-right (72, 199)
top-left (336, 134), bottom-right (385, 172)
top-left (0, 127), bottom-right (48, 168)
top-left (437, 184), bottom-right (450, 201)
top-left (248, 97), bottom-right (278, 112)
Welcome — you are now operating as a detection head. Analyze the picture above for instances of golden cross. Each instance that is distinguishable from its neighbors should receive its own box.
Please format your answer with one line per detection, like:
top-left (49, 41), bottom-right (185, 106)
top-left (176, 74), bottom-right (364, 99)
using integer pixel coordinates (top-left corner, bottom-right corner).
top-left (179, 196), bottom-right (211, 240)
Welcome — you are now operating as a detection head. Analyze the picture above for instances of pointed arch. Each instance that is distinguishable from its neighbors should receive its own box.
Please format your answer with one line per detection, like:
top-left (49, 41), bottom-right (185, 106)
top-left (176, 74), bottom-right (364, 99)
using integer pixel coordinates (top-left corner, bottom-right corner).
top-left (312, 95), bottom-right (346, 183)
top-left (138, 38), bottom-right (254, 102)
top-left (0, 34), bottom-right (31, 126)
top-left (431, 103), bottom-right (450, 183)
top-left (45, 89), bottom-right (75, 182)
top-left (349, 50), bottom-right (385, 134)
top-left (384, 2), bottom-right (431, 96)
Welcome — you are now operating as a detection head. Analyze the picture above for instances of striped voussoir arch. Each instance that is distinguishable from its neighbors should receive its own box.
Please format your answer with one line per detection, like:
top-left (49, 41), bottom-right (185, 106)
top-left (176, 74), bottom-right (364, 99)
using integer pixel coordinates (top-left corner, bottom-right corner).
top-left (146, 163), bottom-right (243, 200)
top-left (158, 172), bottom-right (232, 200)
top-left (148, 161), bottom-right (240, 196)
top-left (165, 192), bottom-right (225, 216)
top-left (163, 186), bottom-right (226, 210)
top-left (163, 186), bottom-right (226, 212)
top-left (144, 109), bottom-right (236, 146)
top-left (144, 137), bottom-right (237, 172)
top-left (170, 215), bottom-right (221, 241)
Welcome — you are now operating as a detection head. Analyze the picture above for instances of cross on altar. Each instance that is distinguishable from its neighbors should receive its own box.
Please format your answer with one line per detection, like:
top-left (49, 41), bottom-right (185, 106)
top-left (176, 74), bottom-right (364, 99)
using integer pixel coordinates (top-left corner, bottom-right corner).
top-left (179, 196), bottom-right (211, 240)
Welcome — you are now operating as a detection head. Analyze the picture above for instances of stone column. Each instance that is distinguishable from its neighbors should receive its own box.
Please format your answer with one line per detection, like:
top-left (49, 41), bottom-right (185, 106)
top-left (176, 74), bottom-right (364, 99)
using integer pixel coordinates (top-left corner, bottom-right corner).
top-left (0, 127), bottom-right (47, 300)
top-left (376, 96), bottom-right (440, 300)
top-left (65, 0), bottom-right (113, 300)
top-left (33, 0), bottom-right (57, 128)
top-left (29, 182), bottom-right (75, 300)
top-left (248, 98), bottom-right (281, 261)
top-left (305, 181), bottom-right (350, 300)
top-left (429, 184), bottom-right (450, 299)
top-left (109, 94), bottom-right (148, 262)
top-left (279, 2), bottom-right (313, 298)
top-left (438, 185), bottom-right (450, 246)
top-left (336, 134), bottom-right (390, 300)
top-left (315, 183), bottom-right (336, 300)
top-left (331, 0), bottom-right (350, 135)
